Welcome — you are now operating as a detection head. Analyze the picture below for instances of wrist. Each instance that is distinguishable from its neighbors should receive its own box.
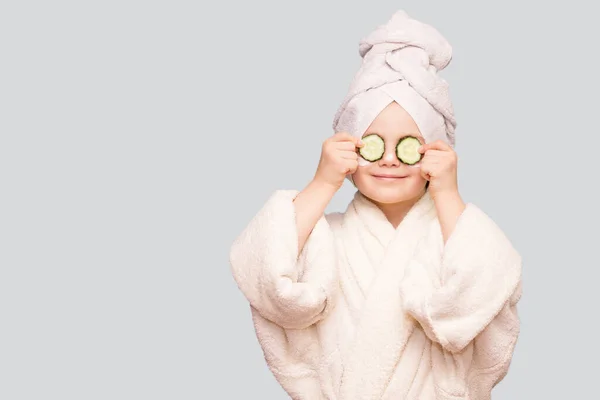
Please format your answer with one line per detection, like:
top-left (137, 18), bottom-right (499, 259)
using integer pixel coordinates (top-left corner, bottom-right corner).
top-left (310, 177), bottom-right (341, 195)
top-left (432, 188), bottom-right (464, 206)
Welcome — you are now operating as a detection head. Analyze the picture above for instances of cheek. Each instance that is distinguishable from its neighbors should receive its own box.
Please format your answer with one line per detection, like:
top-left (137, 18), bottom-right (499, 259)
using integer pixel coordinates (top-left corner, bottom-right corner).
top-left (353, 165), bottom-right (370, 178)
top-left (401, 168), bottom-right (427, 189)
top-left (351, 167), bottom-right (371, 187)
top-left (406, 166), bottom-right (424, 179)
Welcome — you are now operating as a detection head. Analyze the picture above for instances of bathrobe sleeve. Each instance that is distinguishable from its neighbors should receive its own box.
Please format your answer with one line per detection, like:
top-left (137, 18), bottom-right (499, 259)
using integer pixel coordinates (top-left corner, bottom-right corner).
top-left (400, 203), bottom-right (522, 354)
top-left (229, 189), bottom-right (338, 330)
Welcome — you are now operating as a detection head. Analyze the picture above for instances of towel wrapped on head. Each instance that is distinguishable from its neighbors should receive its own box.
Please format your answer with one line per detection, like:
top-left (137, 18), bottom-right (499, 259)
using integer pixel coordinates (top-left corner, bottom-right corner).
top-left (332, 10), bottom-right (457, 149)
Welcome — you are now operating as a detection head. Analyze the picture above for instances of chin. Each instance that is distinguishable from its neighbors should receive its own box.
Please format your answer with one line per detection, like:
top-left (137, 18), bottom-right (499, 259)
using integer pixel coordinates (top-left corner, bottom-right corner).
top-left (363, 188), bottom-right (421, 204)
top-left (353, 175), bottom-right (426, 204)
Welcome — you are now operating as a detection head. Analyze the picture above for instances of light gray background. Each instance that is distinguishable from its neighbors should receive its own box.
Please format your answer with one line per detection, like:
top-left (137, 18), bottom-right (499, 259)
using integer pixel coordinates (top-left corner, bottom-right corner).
top-left (1, 1), bottom-right (598, 399)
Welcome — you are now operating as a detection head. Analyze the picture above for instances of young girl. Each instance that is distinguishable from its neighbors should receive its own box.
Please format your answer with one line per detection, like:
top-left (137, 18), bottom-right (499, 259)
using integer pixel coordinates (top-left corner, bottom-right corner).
top-left (229, 10), bottom-right (522, 400)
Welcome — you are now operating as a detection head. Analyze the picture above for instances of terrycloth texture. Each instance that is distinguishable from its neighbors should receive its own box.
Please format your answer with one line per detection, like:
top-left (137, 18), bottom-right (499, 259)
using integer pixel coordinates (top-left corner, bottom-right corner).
top-left (229, 190), bottom-right (522, 399)
top-left (332, 10), bottom-right (457, 147)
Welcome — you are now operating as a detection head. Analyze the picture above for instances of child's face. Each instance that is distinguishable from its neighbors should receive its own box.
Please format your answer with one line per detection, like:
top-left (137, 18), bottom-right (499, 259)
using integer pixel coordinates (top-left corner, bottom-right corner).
top-left (351, 102), bottom-right (428, 204)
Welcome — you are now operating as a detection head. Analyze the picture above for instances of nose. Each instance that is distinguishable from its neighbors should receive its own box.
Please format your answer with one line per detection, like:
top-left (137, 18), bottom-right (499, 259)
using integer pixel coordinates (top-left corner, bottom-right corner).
top-left (378, 146), bottom-right (400, 167)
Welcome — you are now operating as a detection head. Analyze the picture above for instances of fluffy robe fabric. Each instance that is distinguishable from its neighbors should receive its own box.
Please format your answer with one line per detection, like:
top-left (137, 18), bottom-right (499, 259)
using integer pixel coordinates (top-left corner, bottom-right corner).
top-left (332, 10), bottom-right (457, 147)
top-left (229, 190), bottom-right (522, 399)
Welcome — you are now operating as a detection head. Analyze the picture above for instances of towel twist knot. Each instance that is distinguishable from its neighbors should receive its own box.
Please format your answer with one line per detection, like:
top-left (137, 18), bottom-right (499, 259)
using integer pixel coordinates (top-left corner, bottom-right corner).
top-left (333, 10), bottom-right (457, 146)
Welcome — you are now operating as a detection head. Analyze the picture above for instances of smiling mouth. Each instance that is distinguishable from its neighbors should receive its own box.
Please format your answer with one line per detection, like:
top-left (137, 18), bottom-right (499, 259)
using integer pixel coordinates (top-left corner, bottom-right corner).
top-left (372, 174), bottom-right (406, 179)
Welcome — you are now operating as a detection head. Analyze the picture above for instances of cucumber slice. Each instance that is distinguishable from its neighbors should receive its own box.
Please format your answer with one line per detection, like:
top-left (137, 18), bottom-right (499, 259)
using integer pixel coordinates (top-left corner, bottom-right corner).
top-left (396, 136), bottom-right (422, 165)
top-left (359, 134), bottom-right (385, 162)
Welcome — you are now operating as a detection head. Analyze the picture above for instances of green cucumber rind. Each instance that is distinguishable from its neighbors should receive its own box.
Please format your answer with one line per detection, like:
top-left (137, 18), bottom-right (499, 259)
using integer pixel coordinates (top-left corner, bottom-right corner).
top-left (396, 136), bottom-right (422, 165)
top-left (359, 134), bottom-right (385, 162)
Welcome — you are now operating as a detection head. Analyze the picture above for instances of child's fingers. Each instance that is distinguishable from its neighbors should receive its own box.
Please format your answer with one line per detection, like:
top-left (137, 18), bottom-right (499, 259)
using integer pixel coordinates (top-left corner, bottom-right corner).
top-left (332, 132), bottom-right (355, 142)
top-left (333, 132), bottom-right (363, 147)
top-left (340, 149), bottom-right (359, 159)
top-left (419, 140), bottom-right (452, 153)
top-left (419, 149), bottom-right (445, 158)
top-left (337, 141), bottom-right (360, 151)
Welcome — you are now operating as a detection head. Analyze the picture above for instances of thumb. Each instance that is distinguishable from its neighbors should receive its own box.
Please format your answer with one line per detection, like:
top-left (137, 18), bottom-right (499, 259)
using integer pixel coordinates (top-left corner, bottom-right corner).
top-left (419, 163), bottom-right (431, 181)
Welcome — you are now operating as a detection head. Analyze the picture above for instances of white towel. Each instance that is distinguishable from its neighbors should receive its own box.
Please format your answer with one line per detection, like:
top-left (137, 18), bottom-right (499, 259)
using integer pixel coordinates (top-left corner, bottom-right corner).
top-left (332, 10), bottom-right (457, 147)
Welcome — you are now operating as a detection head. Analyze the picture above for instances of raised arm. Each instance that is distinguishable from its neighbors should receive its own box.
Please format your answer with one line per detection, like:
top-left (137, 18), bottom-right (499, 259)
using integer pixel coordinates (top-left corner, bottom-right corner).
top-left (230, 132), bottom-right (362, 330)
top-left (293, 130), bottom-right (362, 253)
top-left (293, 179), bottom-right (339, 253)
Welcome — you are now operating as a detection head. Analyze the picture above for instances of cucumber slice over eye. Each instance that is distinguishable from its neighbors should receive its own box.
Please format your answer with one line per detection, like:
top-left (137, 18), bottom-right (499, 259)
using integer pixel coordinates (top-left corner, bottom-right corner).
top-left (396, 136), bottom-right (422, 165)
top-left (359, 134), bottom-right (385, 162)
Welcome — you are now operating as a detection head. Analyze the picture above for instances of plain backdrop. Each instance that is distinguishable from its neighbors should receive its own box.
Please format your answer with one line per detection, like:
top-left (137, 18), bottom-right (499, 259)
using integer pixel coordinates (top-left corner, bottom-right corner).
top-left (1, 1), bottom-right (599, 399)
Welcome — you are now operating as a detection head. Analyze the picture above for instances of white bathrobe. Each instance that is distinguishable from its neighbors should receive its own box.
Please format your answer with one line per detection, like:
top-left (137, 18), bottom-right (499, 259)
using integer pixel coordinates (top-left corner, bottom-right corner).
top-left (229, 189), bottom-right (522, 400)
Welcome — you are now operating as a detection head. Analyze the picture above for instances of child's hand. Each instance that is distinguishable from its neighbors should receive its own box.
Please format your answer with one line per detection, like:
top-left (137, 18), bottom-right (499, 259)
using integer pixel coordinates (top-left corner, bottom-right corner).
top-left (313, 132), bottom-right (364, 190)
top-left (418, 140), bottom-right (459, 198)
